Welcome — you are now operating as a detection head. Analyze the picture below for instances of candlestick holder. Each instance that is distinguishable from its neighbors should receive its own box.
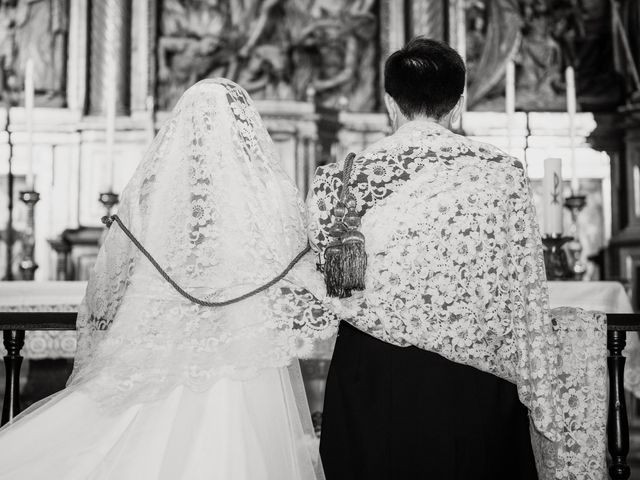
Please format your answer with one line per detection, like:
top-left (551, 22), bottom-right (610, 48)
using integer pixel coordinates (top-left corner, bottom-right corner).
top-left (564, 194), bottom-right (587, 280)
top-left (542, 234), bottom-right (573, 280)
top-left (18, 190), bottom-right (40, 280)
top-left (98, 191), bottom-right (119, 216)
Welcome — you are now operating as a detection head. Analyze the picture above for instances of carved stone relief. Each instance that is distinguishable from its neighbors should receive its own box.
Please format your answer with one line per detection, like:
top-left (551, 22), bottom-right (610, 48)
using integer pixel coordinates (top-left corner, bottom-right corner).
top-left (466, 0), bottom-right (623, 112)
top-left (614, 0), bottom-right (640, 102)
top-left (0, 0), bottom-right (68, 107)
top-left (156, 0), bottom-right (378, 111)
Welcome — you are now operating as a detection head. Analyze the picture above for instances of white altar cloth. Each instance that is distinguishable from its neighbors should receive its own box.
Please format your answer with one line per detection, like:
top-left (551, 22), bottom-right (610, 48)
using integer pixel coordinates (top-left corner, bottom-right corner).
top-left (2, 280), bottom-right (630, 313)
top-left (548, 281), bottom-right (633, 314)
top-left (0, 280), bottom-right (634, 359)
top-left (0, 281), bottom-right (86, 311)
top-left (547, 281), bottom-right (640, 400)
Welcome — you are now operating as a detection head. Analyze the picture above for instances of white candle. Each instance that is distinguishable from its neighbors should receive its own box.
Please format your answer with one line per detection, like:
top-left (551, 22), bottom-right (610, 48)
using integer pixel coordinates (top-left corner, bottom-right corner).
top-left (505, 60), bottom-right (516, 154)
top-left (565, 66), bottom-right (578, 193)
top-left (24, 59), bottom-right (34, 189)
top-left (543, 157), bottom-right (564, 235)
top-left (105, 82), bottom-right (116, 192)
top-left (146, 95), bottom-right (155, 144)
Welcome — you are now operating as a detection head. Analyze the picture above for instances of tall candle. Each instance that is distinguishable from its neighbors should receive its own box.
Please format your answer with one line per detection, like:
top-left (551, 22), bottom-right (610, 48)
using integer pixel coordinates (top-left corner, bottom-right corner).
top-left (543, 157), bottom-right (564, 235)
top-left (24, 59), bottom-right (34, 189)
top-left (565, 66), bottom-right (578, 193)
top-left (146, 95), bottom-right (155, 144)
top-left (105, 82), bottom-right (116, 192)
top-left (505, 60), bottom-right (516, 154)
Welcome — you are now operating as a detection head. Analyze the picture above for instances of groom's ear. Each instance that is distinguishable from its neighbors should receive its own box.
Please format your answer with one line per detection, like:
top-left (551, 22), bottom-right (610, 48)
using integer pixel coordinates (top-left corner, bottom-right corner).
top-left (384, 93), bottom-right (399, 126)
top-left (448, 95), bottom-right (465, 126)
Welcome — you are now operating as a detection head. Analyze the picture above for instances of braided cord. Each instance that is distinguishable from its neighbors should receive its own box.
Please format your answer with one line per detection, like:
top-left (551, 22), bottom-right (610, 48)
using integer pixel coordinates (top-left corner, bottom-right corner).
top-left (102, 215), bottom-right (310, 307)
top-left (339, 152), bottom-right (356, 203)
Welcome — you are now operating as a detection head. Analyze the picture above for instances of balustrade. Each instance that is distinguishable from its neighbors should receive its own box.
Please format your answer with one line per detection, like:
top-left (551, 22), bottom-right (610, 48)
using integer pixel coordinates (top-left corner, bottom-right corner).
top-left (0, 312), bottom-right (76, 425)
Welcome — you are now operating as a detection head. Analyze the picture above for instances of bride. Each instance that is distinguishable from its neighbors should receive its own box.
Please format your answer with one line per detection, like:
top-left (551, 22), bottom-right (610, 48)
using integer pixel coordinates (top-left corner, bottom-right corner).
top-left (0, 79), bottom-right (336, 480)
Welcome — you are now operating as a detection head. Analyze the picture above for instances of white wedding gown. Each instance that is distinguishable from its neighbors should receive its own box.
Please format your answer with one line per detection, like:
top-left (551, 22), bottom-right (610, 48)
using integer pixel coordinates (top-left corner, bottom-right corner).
top-left (0, 367), bottom-right (320, 480)
top-left (0, 80), bottom-right (335, 479)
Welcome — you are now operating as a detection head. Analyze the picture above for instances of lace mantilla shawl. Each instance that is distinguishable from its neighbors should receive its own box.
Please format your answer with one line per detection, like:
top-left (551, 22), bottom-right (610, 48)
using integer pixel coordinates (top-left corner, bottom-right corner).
top-left (307, 121), bottom-right (607, 479)
top-left (67, 79), bottom-right (337, 410)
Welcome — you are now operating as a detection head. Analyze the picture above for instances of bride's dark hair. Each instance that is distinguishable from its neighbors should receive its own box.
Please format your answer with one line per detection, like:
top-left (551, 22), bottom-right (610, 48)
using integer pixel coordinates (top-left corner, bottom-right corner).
top-left (384, 37), bottom-right (466, 120)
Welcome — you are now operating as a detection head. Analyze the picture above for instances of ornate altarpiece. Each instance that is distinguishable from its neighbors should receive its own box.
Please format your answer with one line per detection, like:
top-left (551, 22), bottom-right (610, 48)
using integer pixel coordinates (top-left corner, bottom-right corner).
top-left (0, 0), bottom-right (636, 285)
top-left (0, 0), bottom-right (637, 288)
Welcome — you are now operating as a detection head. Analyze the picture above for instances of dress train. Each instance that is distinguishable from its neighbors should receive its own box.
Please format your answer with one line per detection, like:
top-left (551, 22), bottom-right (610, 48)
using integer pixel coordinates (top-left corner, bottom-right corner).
top-left (0, 366), bottom-right (321, 480)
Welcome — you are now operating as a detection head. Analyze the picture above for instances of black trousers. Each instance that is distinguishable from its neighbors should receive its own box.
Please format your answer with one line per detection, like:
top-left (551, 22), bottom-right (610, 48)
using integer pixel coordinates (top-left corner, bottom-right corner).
top-left (319, 322), bottom-right (538, 480)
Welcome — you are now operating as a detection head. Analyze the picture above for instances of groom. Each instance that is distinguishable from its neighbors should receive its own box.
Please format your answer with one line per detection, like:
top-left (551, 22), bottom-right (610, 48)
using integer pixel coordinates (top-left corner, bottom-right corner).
top-left (309, 38), bottom-right (538, 479)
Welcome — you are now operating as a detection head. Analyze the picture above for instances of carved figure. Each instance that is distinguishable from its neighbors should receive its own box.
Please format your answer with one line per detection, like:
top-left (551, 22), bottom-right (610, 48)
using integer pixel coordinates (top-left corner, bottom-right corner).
top-left (237, 44), bottom-right (294, 99)
top-left (157, 0), bottom-right (378, 111)
top-left (467, 0), bottom-right (522, 110)
top-left (516, 0), bottom-right (564, 110)
top-left (0, 0), bottom-right (68, 106)
top-left (289, 0), bottom-right (377, 110)
top-left (467, 0), bottom-right (623, 111)
top-left (238, 0), bottom-right (284, 58)
top-left (614, 0), bottom-right (640, 102)
top-left (157, 0), bottom-right (236, 109)
top-left (0, 2), bottom-right (16, 103)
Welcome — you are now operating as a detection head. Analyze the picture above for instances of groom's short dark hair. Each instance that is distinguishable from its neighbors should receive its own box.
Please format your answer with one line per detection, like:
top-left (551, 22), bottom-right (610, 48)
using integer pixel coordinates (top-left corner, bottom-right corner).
top-left (384, 37), bottom-right (466, 120)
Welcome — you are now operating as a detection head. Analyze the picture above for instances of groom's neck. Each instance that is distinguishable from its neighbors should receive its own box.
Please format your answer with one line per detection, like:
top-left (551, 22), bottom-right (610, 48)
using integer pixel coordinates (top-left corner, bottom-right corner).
top-left (392, 113), bottom-right (448, 132)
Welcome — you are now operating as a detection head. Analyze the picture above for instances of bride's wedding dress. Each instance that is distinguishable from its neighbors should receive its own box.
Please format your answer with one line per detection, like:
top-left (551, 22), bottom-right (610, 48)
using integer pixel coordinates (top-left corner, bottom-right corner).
top-left (0, 367), bottom-right (319, 479)
top-left (0, 79), bottom-right (335, 480)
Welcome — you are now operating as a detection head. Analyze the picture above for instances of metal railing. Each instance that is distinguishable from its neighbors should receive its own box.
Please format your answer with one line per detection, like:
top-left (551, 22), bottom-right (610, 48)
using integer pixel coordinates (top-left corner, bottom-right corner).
top-left (1, 311), bottom-right (640, 479)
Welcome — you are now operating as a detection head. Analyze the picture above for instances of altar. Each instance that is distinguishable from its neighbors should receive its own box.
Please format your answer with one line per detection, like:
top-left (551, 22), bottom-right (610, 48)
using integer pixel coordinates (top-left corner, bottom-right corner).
top-left (548, 281), bottom-right (633, 313)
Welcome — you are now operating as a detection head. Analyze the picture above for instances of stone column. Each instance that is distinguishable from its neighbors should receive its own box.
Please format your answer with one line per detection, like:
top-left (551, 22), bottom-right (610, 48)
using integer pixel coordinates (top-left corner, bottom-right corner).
top-left (379, 0), bottom-right (405, 57)
top-left (147, 0), bottom-right (159, 110)
top-left (448, 0), bottom-right (466, 61)
top-left (381, 0), bottom-right (461, 53)
top-left (67, 0), bottom-right (89, 112)
top-left (130, 0), bottom-right (159, 113)
top-left (88, 0), bottom-right (132, 115)
top-left (378, 0), bottom-right (406, 97)
top-left (406, 0), bottom-right (447, 42)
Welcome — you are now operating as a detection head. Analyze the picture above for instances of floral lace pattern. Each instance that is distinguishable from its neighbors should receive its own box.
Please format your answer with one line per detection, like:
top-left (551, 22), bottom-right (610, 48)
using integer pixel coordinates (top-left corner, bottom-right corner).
top-left (68, 80), bottom-right (337, 411)
top-left (532, 308), bottom-right (607, 480)
top-left (307, 120), bottom-right (607, 479)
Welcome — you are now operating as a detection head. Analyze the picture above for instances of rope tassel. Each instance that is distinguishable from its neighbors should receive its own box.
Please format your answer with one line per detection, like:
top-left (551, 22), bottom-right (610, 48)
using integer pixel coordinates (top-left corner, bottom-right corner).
top-left (323, 153), bottom-right (368, 298)
top-left (324, 243), bottom-right (348, 298)
top-left (340, 231), bottom-right (367, 291)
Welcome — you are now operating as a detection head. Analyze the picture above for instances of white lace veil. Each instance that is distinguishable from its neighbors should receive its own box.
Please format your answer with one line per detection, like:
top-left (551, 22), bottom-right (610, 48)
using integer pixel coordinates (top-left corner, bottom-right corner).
top-left (67, 80), bottom-right (336, 420)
